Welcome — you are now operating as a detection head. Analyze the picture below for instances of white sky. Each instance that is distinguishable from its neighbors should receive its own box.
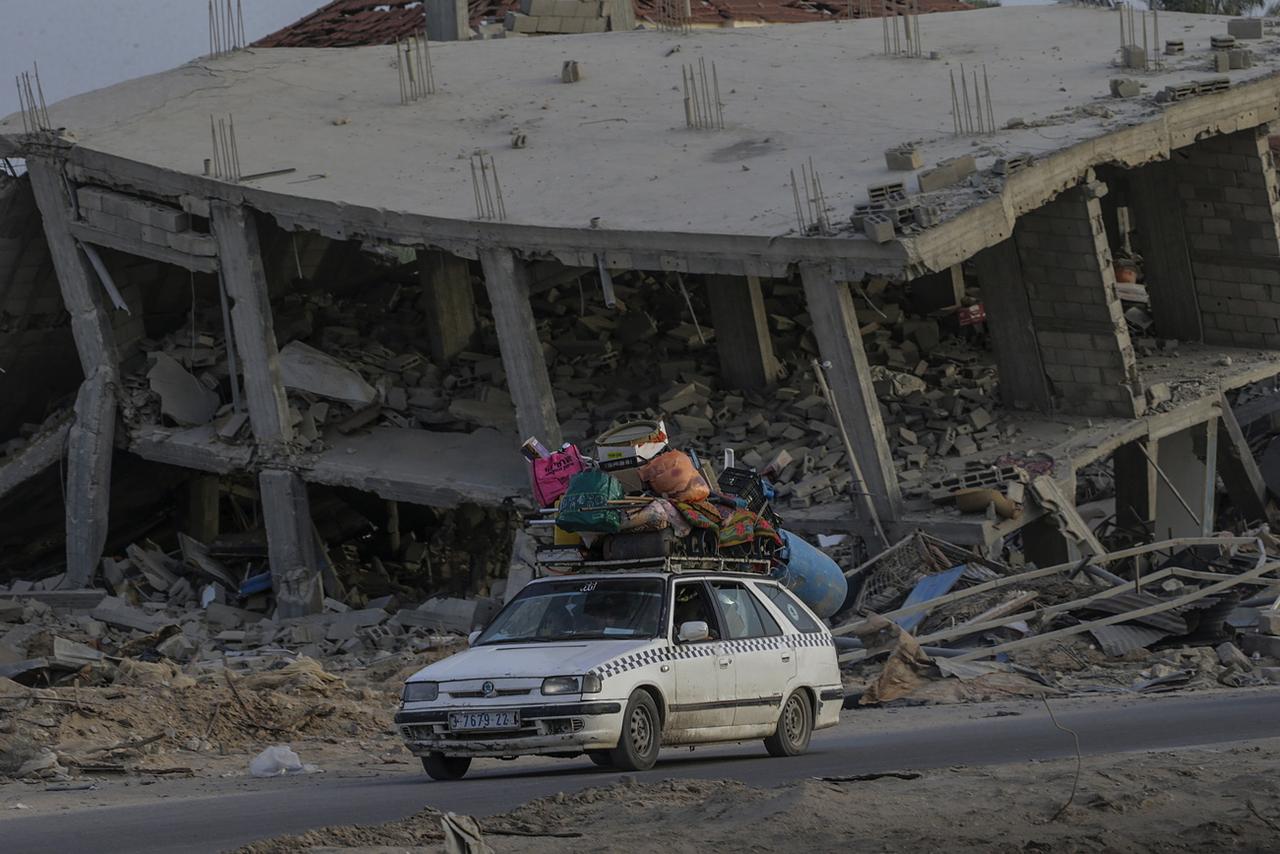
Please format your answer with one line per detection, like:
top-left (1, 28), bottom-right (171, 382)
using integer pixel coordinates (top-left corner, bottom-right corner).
top-left (1, 0), bottom-right (326, 119)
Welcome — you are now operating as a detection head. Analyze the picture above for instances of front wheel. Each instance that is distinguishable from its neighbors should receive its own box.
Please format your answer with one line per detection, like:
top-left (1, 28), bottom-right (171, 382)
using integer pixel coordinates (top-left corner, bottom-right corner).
top-left (608, 690), bottom-right (661, 771)
top-left (422, 752), bottom-right (471, 780)
top-left (764, 690), bottom-right (812, 757)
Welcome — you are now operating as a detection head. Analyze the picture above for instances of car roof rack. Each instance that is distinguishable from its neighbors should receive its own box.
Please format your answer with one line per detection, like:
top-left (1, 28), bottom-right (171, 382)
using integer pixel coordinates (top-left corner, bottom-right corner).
top-left (535, 548), bottom-right (772, 576)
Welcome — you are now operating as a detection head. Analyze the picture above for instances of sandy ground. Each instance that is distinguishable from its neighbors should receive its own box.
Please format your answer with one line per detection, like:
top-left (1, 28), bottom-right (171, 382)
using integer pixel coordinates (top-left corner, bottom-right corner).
top-left (232, 734), bottom-right (1280, 853)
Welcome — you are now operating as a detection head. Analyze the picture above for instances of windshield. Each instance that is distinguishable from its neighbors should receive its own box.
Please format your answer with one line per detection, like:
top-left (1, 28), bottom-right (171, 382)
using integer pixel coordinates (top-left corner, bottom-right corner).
top-left (474, 578), bottom-right (665, 645)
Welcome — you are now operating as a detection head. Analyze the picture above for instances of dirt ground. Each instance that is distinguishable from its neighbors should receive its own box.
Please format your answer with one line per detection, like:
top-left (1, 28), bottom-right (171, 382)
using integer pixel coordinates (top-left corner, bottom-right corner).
top-left (232, 735), bottom-right (1280, 853)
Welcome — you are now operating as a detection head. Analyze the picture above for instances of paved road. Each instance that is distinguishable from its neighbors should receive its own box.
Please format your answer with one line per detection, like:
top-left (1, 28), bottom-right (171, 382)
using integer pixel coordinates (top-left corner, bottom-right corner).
top-left (5, 691), bottom-right (1280, 853)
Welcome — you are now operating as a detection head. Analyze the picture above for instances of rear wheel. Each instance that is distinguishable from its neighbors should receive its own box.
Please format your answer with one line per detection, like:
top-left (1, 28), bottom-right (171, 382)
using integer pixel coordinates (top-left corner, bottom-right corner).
top-left (764, 690), bottom-right (812, 758)
top-left (608, 690), bottom-right (661, 771)
top-left (587, 750), bottom-right (613, 768)
top-left (422, 752), bottom-right (471, 780)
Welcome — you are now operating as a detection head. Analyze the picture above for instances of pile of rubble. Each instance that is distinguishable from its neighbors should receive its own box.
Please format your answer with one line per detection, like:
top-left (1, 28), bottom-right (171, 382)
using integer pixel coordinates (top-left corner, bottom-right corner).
top-left (837, 530), bottom-right (1280, 705)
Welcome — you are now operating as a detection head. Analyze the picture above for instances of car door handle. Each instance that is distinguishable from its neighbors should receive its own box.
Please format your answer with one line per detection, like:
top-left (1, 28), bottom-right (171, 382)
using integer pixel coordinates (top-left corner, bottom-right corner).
top-left (781, 653), bottom-right (792, 662)
top-left (718, 657), bottom-right (732, 668)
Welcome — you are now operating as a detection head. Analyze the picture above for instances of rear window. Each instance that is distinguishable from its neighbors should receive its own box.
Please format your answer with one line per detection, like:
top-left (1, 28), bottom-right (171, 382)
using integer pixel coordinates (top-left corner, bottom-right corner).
top-left (755, 583), bottom-right (823, 633)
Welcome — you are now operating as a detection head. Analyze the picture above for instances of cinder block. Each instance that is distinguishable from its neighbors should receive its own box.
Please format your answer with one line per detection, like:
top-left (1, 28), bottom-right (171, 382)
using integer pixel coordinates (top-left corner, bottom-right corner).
top-left (506, 11), bottom-right (540, 31)
top-left (581, 16), bottom-right (608, 31)
top-left (1228, 18), bottom-right (1262, 39)
top-left (521, 0), bottom-right (558, 13)
top-left (1110, 78), bottom-right (1140, 99)
top-left (167, 231), bottom-right (218, 256)
top-left (917, 155), bottom-right (976, 193)
top-left (536, 15), bottom-right (564, 31)
top-left (884, 145), bottom-right (922, 171)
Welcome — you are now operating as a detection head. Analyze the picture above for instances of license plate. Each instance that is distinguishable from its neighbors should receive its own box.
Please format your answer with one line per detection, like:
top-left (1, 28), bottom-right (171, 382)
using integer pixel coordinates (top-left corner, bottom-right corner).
top-left (449, 710), bottom-right (521, 732)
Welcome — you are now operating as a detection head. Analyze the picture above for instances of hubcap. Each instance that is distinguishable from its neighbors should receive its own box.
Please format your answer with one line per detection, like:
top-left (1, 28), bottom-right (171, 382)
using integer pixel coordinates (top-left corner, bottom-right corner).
top-left (783, 696), bottom-right (804, 744)
top-left (630, 706), bottom-right (653, 755)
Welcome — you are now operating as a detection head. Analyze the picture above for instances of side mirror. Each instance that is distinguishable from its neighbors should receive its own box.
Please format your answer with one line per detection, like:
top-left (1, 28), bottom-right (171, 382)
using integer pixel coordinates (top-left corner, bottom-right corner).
top-left (677, 620), bottom-right (710, 643)
top-left (467, 630), bottom-right (481, 646)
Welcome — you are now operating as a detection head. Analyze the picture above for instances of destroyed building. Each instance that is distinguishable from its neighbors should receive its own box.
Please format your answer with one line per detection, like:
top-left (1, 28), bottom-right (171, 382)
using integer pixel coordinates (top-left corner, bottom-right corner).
top-left (5, 5), bottom-right (1280, 625)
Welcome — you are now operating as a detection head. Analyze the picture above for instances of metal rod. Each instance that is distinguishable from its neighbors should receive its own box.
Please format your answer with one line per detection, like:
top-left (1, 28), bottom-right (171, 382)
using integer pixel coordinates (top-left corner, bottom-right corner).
top-left (960, 64), bottom-right (972, 135)
top-left (984, 65), bottom-right (995, 134)
top-left (16, 78), bottom-right (28, 134)
top-left (490, 154), bottom-right (507, 220)
top-left (210, 115), bottom-right (221, 177)
top-left (470, 158), bottom-right (483, 217)
top-left (712, 62), bottom-right (723, 129)
top-left (791, 169), bottom-right (806, 233)
top-left (972, 68), bottom-right (983, 133)
top-left (699, 58), bottom-right (713, 132)
top-left (229, 114), bottom-right (241, 181)
top-left (1134, 441), bottom-right (1202, 528)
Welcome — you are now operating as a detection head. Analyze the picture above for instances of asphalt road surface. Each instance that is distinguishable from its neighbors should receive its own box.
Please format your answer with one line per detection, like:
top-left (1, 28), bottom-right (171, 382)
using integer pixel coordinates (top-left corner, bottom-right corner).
top-left (4, 691), bottom-right (1280, 853)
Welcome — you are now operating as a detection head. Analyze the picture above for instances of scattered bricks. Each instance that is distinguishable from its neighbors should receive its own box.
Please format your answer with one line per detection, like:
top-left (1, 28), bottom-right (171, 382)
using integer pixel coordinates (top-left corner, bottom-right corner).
top-left (401, 597), bottom-right (479, 634)
top-left (1229, 48), bottom-right (1252, 70)
top-left (867, 181), bottom-right (906, 204)
top-left (1210, 34), bottom-right (1236, 50)
top-left (674, 413), bottom-right (715, 437)
top-left (156, 633), bottom-right (196, 662)
top-left (1110, 78), bottom-right (1141, 99)
top-left (912, 204), bottom-right (942, 228)
top-left (205, 601), bottom-right (264, 629)
top-left (560, 60), bottom-right (582, 83)
top-left (1157, 82), bottom-right (1197, 103)
top-left (863, 212), bottom-right (895, 244)
top-left (325, 607), bottom-right (389, 641)
top-left (1146, 382), bottom-right (1172, 407)
top-left (992, 155), bottom-right (1033, 176)
top-left (952, 435), bottom-right (978, 456)
top-left (1228, 18), bottom-right (1262, 39)
top-left (764, 449), bottom-right (793, 476)
top-left (917, 155), bottom-right (976, 193)
top-left (90, 596), bottom-right (170, 632)
top-left (884, 145), bottom-right (923, 171)
top-left (1242, 633), bottom-right (1280, 660)
top-left (535, 16), bottom-right (564, 31)
top-left (1258, 609), bottom-right (1280, 636)
top-left (1196, 76), bottom-right (1231, 95)
top-left (659, 382), bottom-right (703, 414)
top-left (1214, 51), bottom-right (1231, 73)
top-left (505, 11), bottom-right (540, 32)
top-left (1165, 39), bottom-right (1184, 55)
top-left (968, 407), bottom-right (992, 431)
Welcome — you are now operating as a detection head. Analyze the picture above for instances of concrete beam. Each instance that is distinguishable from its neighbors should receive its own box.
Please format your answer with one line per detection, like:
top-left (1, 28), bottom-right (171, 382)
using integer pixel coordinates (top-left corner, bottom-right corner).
top-left (705, 274), bottom-right (779, 391)
top-left (0, 420), bottom-right (71, 501)
top-left (1128, 160), bottom-right (1202, 342)
top-left (64, 369), bottom-right (118, 588)
top-left (258, 469), bottom-right (323, 618)
top-left (417, 249), bottom-right (476, 363)
top-left (799, 263), bottom-right (902, 524)
top-left (27, 158), bottom-right (121, 588)
top-left (210, 202), bottom-right (293, 446)
top-left (478, 247), bottom-right (562, 446)
top-left (972, 239), bottom-right (1053, 412)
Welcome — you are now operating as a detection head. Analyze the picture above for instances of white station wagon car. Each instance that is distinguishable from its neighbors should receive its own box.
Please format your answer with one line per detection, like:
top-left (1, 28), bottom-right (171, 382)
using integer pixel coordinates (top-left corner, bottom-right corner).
top-left (396, 571), bottom-right (843, 780)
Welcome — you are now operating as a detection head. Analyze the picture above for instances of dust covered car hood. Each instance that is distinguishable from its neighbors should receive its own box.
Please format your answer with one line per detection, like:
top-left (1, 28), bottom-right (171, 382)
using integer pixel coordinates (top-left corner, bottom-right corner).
top-left (407, 639), bottom-right (651, 683)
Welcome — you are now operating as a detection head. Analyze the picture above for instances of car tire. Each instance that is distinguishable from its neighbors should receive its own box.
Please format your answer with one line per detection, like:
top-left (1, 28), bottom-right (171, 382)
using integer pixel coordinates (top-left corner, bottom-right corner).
top-left (608, 690), bottom-right (661, 772)
top-left (587, 750), bottom-right (613, 768)
top-left (422, 752), bottom-right (471, 781)
top-left (764, 690), bottom-right (812, 758)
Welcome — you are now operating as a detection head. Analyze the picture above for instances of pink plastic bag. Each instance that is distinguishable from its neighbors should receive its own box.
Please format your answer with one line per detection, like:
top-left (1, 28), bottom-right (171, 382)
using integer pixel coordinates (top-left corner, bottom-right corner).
top-left (531, 445), bottom-right (585, 507)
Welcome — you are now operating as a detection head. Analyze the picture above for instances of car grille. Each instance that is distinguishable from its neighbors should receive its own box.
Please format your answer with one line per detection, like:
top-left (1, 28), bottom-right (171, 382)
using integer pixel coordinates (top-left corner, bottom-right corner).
top-left (446, 688), bottom-right (532, 699)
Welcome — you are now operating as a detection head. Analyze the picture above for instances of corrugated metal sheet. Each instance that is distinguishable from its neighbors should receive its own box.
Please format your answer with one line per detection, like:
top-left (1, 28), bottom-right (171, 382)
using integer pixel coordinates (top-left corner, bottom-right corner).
top-left (1088, 624), bottom-right (1168, 657)
top-left (1078, 591), bottom-right (1189, 634)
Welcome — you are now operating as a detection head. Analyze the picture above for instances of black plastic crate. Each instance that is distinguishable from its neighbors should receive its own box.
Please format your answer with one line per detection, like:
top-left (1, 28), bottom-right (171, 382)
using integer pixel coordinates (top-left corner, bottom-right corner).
top-left (718, 467), bottom-right (768, 514)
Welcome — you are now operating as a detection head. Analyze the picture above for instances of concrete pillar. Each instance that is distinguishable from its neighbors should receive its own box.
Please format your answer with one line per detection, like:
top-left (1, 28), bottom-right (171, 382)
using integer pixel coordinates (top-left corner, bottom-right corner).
top-left (258, 469), bottom-right (323, 617)
top-left (1013, 182), bottom-right (1145, 418)
top-left (417, 249), bottom-right (476, 363)
top-left (1153, 421), bottom-right (1216, 540)
top-left (1174, 126), bottom-right (1280, 348)
top-left (210, 202), bottom-right (293, 446)
top-left (705, 275), bottom-right (779, 391)
top-left (1113, 438), bottom-right (1157, 534)
top-left (478, 247), bottom-right (562, 446)
top-left (972, 239), bottom-right (1053, 412)
top-left (27, 158), bottom-right (119, 588)
top-left (186, 475), bottom-right (221, 543)
top-left (799, 264), bottom-right (902, 524)
top-left (1128, 160), bottom-right (1203, 341)
top-left (426, 0), bottom-right (470, 40)
top-left (909, 265), bottom-right (965, 314)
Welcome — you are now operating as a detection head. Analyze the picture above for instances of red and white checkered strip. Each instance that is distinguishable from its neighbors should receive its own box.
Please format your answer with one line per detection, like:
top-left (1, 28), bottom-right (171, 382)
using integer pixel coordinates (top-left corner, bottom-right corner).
top-left (590, 633), bottom-right (832, 679)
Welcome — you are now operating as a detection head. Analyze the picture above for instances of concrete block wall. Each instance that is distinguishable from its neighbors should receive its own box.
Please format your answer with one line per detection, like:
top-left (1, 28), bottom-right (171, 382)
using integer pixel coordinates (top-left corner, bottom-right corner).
top-left (1175, 126), bottom-right (1280, 348)
top-left (1013, 184), bottom-right (1145, 418)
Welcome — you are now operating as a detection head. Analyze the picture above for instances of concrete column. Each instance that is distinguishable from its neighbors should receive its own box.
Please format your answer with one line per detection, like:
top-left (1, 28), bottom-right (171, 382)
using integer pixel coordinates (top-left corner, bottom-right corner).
top-left (1174, 126), bottom-right (1280, 348)
top-left (417, 249), bottom-right (476, 363)
top-left (426, 0), bottom-right (470, 40)
top-left (972, 239), bottom-right (1053, 412)
top-left (210, 202), bottom-right (293, 446)
top-left (1113, 438), bottom-right (1157, 534)
top-left (1128, 160), bottom-right (1203, 341)
top-left (186, 475), bottom-right (221, 543)
top-left (1013, 182), bottom-right (1145, 418)
top-left (258, 469), bottom-right (323, 617)
top-left (478, 247), bottom-right (562, 446)
top-left (705, 275), bottom-right (779, 391)
top-left (1153, 422), bottom-right (1216, 540)
top-left (799, 264), bottom-right (902, 524)
top-left (27, 158), bottom-right (119, 588)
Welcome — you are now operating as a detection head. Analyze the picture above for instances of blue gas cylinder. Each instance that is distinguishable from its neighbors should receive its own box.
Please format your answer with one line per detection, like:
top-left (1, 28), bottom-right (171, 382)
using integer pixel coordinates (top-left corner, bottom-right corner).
top-left (769, 530), bottom-right (848, 620)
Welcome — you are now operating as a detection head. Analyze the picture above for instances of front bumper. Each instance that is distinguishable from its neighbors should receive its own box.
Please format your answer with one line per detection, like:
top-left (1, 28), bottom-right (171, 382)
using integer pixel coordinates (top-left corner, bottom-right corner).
top-left (395, 701), bottom-right (625, 757)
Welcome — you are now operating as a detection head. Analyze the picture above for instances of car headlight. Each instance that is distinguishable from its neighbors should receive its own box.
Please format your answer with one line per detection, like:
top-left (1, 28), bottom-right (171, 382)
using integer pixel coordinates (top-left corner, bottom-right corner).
top-left (541, 676), bottom-right (581, 695)
top-left (402, 681), bottom-right (438, 703)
